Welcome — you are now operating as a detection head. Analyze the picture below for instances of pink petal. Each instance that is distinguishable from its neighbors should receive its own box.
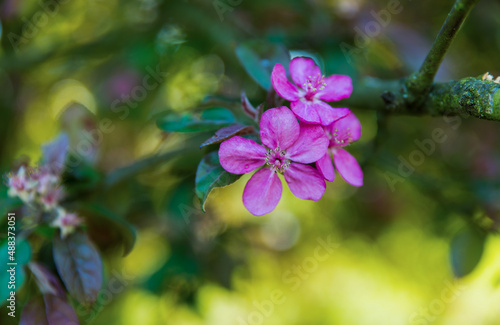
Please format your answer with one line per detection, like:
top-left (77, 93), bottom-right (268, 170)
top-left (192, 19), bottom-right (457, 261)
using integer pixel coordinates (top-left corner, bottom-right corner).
top-left (219, 136), bottom-right (266, 174)
top-left (333, 148), bottom-right (363, 187)
top-left (289, 57), bottom-right (321, 88)
top-left (315, 75), bottom-right (353, 101)
top-left (311, 101), bottom-right (351, 126)
top-left (286, 124), bottom-right (328, 164)
top-left (284, 163), bottom-right (326, 201)
top-left (260, 106), bottom-right (300, 150)
top-left (328, 111), bottom-right (362, 146)
top-left (316, 153), bottom-right (335, 182)
top-left (271, 64), bottom-right (300, 101)
top-left (243, 168), bottom-right (283, 216)
top-left (290, 100), bottom-right (321, 124)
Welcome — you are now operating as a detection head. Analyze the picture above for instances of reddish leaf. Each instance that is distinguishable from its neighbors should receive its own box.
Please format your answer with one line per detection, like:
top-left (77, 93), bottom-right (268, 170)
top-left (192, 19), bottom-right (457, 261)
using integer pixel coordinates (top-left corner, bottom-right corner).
top-left (200, 124), bottom-right (255, 148)
top-left (255, 103), bottom-right (264, 123)
top-left (241, 91), bottom-right (257, 119)
top-left (53, 230), bottom-right (103, 306)
top-left (44, 294), bottom-right (80, 325)
top-left (29, 262), bottom-right (66, 299)
top-left (20, 297), bottom-right (49, 325)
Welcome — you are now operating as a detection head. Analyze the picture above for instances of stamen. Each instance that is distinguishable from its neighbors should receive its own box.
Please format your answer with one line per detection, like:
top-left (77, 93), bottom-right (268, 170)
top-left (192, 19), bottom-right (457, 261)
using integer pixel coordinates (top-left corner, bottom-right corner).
top-left (264, 147), bottom-right (291, 174)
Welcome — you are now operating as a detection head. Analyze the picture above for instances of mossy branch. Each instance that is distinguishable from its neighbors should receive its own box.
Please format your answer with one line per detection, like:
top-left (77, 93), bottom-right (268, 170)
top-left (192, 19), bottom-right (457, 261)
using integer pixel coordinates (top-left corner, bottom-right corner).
top-left (344, 76), bottom-right (500, 121)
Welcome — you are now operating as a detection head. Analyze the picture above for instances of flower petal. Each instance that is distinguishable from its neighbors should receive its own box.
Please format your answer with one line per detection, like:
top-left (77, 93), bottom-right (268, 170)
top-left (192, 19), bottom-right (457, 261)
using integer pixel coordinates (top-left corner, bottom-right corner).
top-left (315, 74), bottom-right (353, 101)
top-left (219, 136), bottom-right (266, 174)
top-left (243, 168), bottom-right (283, 216)
top-left (271, 64), bottom-right (300, 101)
top-left (316, 153), bottom-right (335, 182)
top-left (290, 100), bottom-right (321, 124)
top-left (286, 124), bottom-right (328, 164)
top-left (333, 148), bottom-right (363, 187)
top-left (260, 106), bottom-right (300, 150)
top-left (284, 163), bottom-right (326, 201)
top-left (311, 101), bottom-right (350, 126)
top-left (328, 111), bottom-right (362, 146)
top-left (289, 57), bottom-right (321, 88)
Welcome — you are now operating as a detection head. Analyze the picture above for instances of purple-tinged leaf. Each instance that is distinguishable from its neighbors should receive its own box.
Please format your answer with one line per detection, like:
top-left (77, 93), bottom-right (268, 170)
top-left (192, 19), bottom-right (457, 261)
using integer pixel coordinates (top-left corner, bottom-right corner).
top-left (20, 296), bottom-right (49, 325)
top-left (200, 124), bottom-right (255, 148)
top-left (20, 294), bottom-right (80, 325)
top-left (29, 262), bottom-right (66, 299)
top-left (53, 230), bottom-right (103, 306)
top-left (241, 91), bottom-right (257, 119)
top-left (44, 294), bottom-right (80, 325)
top-left (41, 133), bottom-right (70, 174)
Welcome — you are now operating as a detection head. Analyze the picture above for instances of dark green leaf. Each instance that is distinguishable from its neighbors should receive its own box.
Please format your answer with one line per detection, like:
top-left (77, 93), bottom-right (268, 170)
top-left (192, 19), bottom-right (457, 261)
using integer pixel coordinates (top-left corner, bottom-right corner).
top-left (450, 227), bottom-right (486, 278)
top-left (195, 151), bottom-right (241, 212)
top-left (157, 107), bottom-right (235, 133)
top-left (236, 44), bottom-right (271, 90)
top-left (53, 231), bottom-right (103, 306)
top-left (80, 203), bottom-right (137, 256)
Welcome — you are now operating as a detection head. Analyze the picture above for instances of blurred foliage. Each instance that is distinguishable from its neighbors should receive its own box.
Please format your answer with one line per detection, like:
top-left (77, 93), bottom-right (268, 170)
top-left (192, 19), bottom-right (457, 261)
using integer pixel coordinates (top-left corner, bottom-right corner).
top-left (0, 0), bottom-right (500, 324)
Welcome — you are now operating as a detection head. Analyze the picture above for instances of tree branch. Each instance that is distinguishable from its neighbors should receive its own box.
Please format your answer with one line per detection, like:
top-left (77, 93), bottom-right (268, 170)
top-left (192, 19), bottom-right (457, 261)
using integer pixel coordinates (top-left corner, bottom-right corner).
top-left (342, 0), bottom-right (496, 121)
top-left (406, 0), bottom-right (480, 103)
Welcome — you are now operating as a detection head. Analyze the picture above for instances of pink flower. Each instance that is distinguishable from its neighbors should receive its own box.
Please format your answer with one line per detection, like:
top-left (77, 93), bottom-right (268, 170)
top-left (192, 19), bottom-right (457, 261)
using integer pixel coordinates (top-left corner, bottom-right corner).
top-left (271, 57), bottom-right (352, 126)
top-left (40, 186), bottom-right (64, 211)
top-left (50, 208), bottom-right (84, 238)
top-left (219, 106), bottom-right (329, 216)
top-left (7, 166), bottom-right (37, 203)
top-left (316, 112), bottom-right (363, 186)
top-left (32, 168), bottom-right (59, 195)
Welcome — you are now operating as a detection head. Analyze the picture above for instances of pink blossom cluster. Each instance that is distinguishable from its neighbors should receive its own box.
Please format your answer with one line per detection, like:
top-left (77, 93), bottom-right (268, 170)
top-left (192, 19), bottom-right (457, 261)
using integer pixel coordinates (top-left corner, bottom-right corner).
top-left (7, 166), bottom-right (63, 210)
top-left (219, 57), bottom-right (363, 215)
top-left (5, 134), bottom-right (83, 237)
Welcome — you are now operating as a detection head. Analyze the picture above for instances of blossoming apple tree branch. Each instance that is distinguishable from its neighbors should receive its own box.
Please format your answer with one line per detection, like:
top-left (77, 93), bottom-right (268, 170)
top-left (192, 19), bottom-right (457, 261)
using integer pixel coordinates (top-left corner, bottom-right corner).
top-left (344, 0), bottom-right (500, 121)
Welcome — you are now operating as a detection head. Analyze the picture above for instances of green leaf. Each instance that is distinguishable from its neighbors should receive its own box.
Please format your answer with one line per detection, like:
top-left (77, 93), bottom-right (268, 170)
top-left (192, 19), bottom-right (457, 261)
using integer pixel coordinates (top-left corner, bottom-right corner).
top-left (0, 239), bottom-right (31, 305)
top-left (236, 44), bottom-right (272, 90)
top-left (157, 107), bottom-right (235, 133)
top-left (450, 227), bottom-right (486, 278)
top-left (235, 41), bottom-right (290, 90)
top-left (195, 151), bottom-right (241, 212)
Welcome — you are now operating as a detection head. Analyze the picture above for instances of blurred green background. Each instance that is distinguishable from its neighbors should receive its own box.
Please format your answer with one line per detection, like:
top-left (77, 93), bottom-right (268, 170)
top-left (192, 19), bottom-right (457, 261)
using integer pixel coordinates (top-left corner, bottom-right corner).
top-left (1, 0), bottom-right (500, 324)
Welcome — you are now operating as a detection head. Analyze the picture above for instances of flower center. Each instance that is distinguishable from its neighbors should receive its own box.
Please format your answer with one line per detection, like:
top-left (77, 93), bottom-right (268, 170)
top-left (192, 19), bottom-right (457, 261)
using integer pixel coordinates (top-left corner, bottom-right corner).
top-left (302, 74), bottom-right (327, 101)
top-left (265, 147), bottom-right (290, 174)
top-left (330, 127), bottom-right (353, 146)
